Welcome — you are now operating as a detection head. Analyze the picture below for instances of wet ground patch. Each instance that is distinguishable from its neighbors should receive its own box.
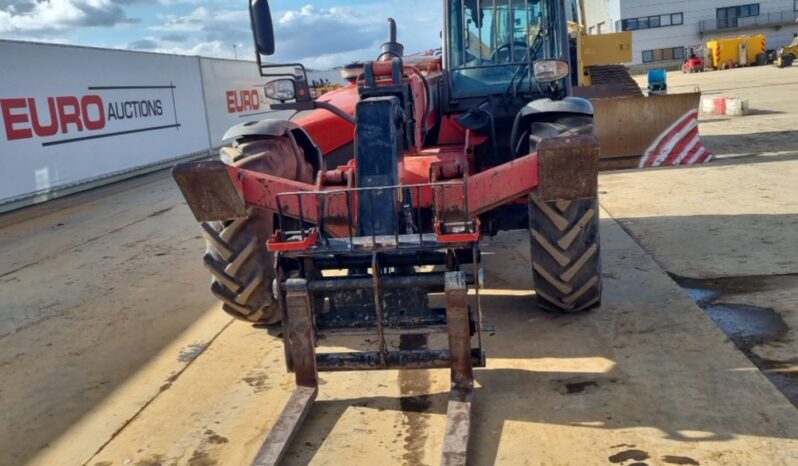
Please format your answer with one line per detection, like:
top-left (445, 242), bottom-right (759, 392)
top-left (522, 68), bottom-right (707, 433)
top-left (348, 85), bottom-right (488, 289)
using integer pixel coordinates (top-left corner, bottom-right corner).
top-left (397, 334), bottom-right (432, 465)
top-left (662, 455), bottom-right (700, 465)
top-left (671, 273), bottom-right (798, 406)
top-left (608, 448), bottom-right (650, 463)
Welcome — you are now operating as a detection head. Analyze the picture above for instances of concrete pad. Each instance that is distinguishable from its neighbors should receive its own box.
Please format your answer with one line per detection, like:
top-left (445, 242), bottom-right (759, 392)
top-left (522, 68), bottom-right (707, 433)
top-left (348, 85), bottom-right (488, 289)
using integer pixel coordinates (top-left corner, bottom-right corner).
top-left (79, 211), bottom-right (798, 465)
top-left (607, 65), bottom-right (798, 411)
top-left (604, 66), bottom-right (798, 279)
top-left (599, 159), bottom-right (798, 278)
top-left (0, 172), bottom-right (231, 466)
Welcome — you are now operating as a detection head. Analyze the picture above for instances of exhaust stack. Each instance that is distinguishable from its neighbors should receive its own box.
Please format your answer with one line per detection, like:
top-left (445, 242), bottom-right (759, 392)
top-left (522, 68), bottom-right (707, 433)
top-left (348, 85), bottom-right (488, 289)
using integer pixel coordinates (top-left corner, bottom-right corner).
top-left (380, 18), bottom-right (404, 57)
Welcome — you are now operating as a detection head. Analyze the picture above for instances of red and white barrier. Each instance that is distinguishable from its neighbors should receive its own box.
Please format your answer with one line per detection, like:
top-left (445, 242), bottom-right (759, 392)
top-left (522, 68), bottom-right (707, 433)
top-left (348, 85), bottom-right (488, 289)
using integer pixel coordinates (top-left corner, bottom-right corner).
top-left (639, 109), bottom-right (713, 167)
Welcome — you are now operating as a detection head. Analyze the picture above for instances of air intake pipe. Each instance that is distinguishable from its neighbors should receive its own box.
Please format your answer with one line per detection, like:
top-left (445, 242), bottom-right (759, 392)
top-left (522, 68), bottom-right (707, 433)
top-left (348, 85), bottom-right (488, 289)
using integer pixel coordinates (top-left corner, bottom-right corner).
top-left (380, 18), bottom-right (404, 58)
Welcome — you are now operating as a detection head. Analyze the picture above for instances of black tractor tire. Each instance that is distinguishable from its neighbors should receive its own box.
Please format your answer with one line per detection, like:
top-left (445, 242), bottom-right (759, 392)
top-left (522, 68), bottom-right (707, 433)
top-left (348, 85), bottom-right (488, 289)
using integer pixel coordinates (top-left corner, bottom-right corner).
top-left (527, 114), bottom-right (602, 313)
top-left (202, 137), bottom-right (314, 325)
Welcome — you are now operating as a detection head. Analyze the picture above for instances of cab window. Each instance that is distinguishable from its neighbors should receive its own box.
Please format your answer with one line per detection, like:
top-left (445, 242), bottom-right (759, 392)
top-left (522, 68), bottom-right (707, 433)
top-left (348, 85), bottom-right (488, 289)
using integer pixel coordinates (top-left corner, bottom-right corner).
top-left (448, 0), bottom-right (546, 98)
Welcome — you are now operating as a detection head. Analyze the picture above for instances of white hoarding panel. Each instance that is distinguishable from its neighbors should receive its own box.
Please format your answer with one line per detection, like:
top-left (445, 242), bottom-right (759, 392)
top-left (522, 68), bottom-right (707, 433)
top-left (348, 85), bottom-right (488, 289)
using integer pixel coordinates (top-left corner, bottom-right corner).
top-left (0, 41), bottom-right (209, 206)
top-left (199, 58), bottom-right (293, 146)
top-left (200, 58), bottom-right (347, 147)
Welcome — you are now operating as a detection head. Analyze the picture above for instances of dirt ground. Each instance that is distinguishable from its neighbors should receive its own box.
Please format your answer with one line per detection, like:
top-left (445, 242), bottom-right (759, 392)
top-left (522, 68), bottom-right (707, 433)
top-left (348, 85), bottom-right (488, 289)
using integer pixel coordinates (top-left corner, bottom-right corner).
top-left (1, 64), bottom-right (798, 465)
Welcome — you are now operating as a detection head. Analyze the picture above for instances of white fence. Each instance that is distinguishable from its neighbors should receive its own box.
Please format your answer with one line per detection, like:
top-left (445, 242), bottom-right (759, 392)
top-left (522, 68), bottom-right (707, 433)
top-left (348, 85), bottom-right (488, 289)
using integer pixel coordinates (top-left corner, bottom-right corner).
top-left (0, 40), bottom-right (340, 212)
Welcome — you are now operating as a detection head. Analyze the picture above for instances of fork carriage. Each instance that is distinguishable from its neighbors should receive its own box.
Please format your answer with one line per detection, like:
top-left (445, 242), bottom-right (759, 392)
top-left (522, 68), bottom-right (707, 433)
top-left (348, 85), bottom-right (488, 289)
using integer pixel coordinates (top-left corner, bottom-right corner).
top-left (256, 180), bottom-right (485, 465)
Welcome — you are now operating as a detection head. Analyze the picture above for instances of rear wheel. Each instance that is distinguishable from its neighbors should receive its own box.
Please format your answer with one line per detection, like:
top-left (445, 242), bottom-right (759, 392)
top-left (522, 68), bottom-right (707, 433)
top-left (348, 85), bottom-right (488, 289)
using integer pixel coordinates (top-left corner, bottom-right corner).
top-left (527, 115), bottom-right (602, 313)
top-left (202, 137), bottom-right (314, 325)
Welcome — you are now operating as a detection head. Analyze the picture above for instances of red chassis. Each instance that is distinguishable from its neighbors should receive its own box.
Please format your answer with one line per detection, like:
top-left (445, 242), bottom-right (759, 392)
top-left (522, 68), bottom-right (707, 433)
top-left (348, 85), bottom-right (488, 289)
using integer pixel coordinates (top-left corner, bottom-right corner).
top-left (235, 150), bottom-right (540, 236)
top-left (174, 134), bottom-right (599, 247)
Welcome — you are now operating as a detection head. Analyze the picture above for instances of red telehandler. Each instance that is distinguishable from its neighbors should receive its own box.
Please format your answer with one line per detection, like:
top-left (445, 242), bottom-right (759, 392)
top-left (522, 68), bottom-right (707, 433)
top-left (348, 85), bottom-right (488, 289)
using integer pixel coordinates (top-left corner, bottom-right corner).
top-left (173, 0), bottom-right (602, 463)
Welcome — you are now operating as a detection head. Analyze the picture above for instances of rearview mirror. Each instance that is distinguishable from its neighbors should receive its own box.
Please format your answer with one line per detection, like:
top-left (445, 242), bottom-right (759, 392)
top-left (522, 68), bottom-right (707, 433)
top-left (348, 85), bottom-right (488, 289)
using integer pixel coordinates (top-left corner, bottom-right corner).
top-left (250, 0), bottom-right (275, 55)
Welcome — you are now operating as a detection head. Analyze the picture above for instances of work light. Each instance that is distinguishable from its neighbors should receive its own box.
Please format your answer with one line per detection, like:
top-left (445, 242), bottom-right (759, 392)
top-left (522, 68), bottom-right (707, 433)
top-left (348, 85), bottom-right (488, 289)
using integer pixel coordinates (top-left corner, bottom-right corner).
top-left (264, 79), bottom-right (296, 101)
top-left (533, 59), bottom-right (570, 83)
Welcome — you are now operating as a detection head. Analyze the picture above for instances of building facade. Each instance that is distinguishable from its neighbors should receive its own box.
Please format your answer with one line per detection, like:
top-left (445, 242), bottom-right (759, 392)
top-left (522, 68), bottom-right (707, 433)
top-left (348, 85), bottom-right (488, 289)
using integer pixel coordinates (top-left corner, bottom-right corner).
top-left (582, 0), bottom-right (798, 66)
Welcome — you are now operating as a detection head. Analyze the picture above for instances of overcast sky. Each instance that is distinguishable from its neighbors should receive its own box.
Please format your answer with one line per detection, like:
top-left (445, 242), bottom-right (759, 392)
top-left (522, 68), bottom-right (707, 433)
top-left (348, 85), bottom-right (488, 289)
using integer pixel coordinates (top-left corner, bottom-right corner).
top-left (0, 0), bottom-right (444, 68)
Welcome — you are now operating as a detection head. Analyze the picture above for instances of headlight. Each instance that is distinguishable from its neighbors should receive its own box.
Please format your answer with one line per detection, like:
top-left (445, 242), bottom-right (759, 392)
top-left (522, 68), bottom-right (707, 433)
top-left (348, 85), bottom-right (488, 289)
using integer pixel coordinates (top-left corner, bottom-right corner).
top-left (533, 59), bottom-right (570, 83)
top-left (264, 79), bottom-right (296, 101)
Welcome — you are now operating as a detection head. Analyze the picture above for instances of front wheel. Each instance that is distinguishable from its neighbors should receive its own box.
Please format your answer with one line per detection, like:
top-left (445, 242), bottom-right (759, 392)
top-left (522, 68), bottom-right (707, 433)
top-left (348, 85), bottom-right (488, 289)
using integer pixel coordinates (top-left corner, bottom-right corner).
top-left (201, 136), bottom-right (314, 325)
top-left (527, 115), bottom-right (602, 313)
top-left (203, 209), bottom-right (280, 324)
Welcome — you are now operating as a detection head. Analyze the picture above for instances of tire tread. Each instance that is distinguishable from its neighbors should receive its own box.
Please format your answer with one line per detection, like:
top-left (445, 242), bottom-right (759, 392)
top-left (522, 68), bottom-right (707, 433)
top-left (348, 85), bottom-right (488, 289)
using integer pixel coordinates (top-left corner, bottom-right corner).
top-left (528, 115), bottom-right (602, 313)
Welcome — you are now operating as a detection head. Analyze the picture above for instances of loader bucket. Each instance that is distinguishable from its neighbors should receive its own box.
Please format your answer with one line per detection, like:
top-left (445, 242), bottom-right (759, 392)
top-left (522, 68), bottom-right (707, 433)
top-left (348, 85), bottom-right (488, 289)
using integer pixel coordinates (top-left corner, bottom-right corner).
top-left (589, 92), bottom-right (713, 169)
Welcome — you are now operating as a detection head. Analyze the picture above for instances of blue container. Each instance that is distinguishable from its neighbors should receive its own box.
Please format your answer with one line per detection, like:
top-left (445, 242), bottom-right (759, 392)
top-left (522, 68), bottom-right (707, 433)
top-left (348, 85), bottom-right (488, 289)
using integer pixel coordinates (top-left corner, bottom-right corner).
top-left (648, 69), bottom-right (667, 91)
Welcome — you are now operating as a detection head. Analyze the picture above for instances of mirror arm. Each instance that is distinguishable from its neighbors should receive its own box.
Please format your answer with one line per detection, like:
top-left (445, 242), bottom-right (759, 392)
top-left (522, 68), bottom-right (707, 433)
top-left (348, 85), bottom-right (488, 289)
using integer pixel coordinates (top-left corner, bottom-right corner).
top-left (315, 101), bottom-right (356, 125)
top-left (272, 101), bottom-right (315, 111)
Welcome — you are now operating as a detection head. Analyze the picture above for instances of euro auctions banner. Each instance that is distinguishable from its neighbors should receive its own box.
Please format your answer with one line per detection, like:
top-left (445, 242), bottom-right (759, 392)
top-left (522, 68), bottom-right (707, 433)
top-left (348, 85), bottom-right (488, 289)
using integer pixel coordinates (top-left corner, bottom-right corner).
top-left (199, 58), bottom-right (330, 145)
top-left (199, 57), bottom-right (290, 146)
top-left (0, 41), bottom-right (209, 205)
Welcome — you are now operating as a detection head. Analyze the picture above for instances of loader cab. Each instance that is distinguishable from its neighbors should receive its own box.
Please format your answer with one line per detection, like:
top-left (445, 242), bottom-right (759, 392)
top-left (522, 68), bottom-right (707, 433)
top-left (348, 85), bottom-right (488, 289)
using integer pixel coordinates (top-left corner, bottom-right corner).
top-left (443, 0), bottom-right (571, 108)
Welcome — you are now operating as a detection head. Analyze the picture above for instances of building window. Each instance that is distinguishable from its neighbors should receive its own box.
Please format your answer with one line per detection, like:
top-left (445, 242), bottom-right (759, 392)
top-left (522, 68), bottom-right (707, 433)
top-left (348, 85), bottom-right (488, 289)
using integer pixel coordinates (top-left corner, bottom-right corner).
top-left (717, 4), bottom-right (759, 28)
top-left (642, 47), bottom-right (685, 63)
top-left (622, 13), bottom-right (683, 31)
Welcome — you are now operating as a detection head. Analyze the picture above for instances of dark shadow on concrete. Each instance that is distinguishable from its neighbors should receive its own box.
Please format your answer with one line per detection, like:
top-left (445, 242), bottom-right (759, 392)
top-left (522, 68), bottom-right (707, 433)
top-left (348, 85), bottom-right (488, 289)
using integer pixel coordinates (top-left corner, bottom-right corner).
top-left (701, 130), bottom-right (798, 158)
top-left (711, 151), bottom-right (798, 166)
top-left (699, 117), bottom-right (730, 123)
top-left (745, 108), bottom-right (786, 116)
